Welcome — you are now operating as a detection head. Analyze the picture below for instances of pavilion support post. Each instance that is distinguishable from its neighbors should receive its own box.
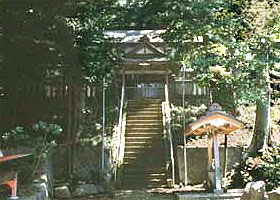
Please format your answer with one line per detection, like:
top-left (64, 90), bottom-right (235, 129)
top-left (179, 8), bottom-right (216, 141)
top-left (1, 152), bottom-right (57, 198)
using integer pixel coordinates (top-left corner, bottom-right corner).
top-left (223, 135), bottom-right (228, 178)
top-left (207, 133), bottom-right (214, 189)
top-left (213, 131), bottom-right (222, 193)
top-left (187, 104), bottom-right (244, 193)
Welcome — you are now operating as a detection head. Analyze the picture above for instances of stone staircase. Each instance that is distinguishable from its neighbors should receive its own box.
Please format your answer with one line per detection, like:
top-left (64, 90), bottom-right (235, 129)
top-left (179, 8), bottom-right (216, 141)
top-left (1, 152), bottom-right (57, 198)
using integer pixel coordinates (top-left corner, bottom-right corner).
top-left (121, 99), bottom-right (167, 190)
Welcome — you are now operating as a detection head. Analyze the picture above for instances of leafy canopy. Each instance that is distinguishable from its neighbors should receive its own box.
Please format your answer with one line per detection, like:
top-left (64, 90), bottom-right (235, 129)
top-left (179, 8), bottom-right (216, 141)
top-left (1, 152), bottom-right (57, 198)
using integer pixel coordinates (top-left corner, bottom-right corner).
top-left (162, 0), bottom-right (280, 106)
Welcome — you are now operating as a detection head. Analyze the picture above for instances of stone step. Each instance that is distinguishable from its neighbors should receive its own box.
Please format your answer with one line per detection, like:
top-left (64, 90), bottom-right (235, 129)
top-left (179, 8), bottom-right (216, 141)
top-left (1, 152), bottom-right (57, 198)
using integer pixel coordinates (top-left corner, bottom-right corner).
top-left (123, 163), bottom-right (166, 168)
top-left (122, 168), bottom-right (166, 175)
top-left (121, 179), bottom-right (167, 190)
top-left (123, 156), bottom-right (166, 163)
top-left (124, 148), bottom-right (165, 157)
top-left (125, 135), bottom-right (162, 140)
top-left (122, 99), bottom-right (166, 190)
top-left (128, 100), bottom-right (162, 106)
top-left (125, 132), bottom-right (163, 137)
top-left (128, 113), bottom-right (162, 118)
top-left (122, 160), bottom-right (165, 166)
top-left (123, 150), bottom-right (166, 155)
top-left (125, 145), bottom-right (164, 149)
top-left (121, 175), bottom-right (167, 181)
top-left (123, 155), bottom-right (166, 162)
top-left (128, 107), bottom-right (161, 112)
top-left (126, 127), bottom-right (162, 132)
top-left (128, 99), bottom-right (162, 102)
top-left (125, 144), bottom-right (164, 149)
top-left (129, 106), bottom-right (161, 110)
top-left (122, 178), bottom-right (167, 184)
top-left (126, 124), bottom-right (162, 128)
top-left (128, 104), bottom-right (162, 109)
top-left (125, 138), bottom-right (164, 142)
top-left (123, 162), bottom-right (166, 168)
top-left (124, 143), bottom-right (163, 148)
top-left (128, 112), bottom-right (161, 116)
top-left (126, 119), bottom-right (161, 124)
top-left (125, 140), bottom-right (163, 145)
top-left (128, 115), bottom-right (162, 120)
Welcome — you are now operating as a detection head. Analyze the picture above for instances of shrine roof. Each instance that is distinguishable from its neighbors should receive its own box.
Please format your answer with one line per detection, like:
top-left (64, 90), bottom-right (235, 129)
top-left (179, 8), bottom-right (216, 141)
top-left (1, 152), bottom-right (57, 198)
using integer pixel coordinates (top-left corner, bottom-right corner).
top-left (105, 30), bottom-right (166, 43)
top-left (185, 104), bottom-right (244, 136)
top-left (121, 57), bottom-right (169, 63)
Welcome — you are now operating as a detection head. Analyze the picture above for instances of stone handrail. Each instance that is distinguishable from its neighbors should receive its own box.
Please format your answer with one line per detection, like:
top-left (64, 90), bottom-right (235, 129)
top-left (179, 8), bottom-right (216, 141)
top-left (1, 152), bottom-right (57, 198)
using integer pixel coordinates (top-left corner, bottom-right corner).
top-left (163, 83), bottom-right (175, 186)
top-left (114, 83), bottom-right (126, 184)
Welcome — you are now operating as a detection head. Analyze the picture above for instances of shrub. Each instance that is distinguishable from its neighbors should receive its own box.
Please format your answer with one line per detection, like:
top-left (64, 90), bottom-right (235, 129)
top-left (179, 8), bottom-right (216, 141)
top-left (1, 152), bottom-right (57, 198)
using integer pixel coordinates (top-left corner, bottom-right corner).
top-left (170, 104), bottom-right (207, 144)
top-left (227, 145), bottom-right (280, 191)
top-left (1, 121), bottom-right (63, 177)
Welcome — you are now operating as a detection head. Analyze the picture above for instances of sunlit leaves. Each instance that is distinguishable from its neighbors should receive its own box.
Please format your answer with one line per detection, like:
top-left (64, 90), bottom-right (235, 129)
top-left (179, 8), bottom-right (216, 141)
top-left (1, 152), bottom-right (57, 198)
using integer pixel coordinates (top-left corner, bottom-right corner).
top-left (79, 0), bottom-right (120, 83)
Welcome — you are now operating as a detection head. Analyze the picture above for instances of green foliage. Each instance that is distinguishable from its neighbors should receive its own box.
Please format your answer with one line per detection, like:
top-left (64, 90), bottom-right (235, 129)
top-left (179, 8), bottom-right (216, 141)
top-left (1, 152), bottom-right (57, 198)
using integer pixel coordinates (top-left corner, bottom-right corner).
top-left (170, 104), bottom-right (207, 144)
top-left (1, 121), bottom-right (63, 176)
top-left (2, 121), bottom-right (62, 154)
top-left (77, 107), bottom-right (103, 146)
top-left (227, 145), bottom-right (280, 191)
top-left (161, 0), bottom-right (280, 105)
top-left (71, 0), bottom-right (122, 83)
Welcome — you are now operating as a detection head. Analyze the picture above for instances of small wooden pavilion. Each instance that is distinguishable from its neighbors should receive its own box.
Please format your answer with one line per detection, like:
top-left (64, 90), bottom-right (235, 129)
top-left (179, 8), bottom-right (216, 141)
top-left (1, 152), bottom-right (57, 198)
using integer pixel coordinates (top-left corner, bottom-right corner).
top-left (185, 103), bottom-right (244, 193)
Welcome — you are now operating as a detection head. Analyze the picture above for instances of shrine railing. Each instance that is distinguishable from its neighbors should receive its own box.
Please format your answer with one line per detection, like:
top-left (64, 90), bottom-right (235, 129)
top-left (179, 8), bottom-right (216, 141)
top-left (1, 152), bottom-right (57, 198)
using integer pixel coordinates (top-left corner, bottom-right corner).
top-left (162, 83), bottom-right (175, 186)
top-left (113, 82), bottom-right (127, 187)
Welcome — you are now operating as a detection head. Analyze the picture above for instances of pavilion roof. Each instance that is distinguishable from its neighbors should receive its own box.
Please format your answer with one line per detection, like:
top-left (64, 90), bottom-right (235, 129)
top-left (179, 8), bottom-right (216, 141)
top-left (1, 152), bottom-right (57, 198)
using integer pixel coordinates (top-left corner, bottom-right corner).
top-left (185, 104), bottom-right (244, 136)
top-left (104, 30), bottom-right (166, 43)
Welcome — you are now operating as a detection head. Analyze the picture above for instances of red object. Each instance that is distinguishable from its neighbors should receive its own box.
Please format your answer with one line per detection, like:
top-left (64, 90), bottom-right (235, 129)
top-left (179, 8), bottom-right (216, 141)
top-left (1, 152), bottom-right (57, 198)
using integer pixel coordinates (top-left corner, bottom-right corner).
top-left (2, 179), bottom-right (17, 198)
top-left (0, 153), bottom-right (31, 199)
top-left (0, 155), bottom-right (21, 163)
top-left (0, 153), bottom-right (32, 163)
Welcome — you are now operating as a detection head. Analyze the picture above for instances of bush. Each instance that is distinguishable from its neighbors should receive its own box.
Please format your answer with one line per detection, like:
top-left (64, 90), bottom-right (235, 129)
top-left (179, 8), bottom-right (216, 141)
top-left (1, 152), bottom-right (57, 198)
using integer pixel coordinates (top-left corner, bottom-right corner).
top-left (227, 145), bottom-right (280, 191)
top-left (170, 104), bottom-right (207, 144)
top-left (1, 121), bottom-right (63, 178)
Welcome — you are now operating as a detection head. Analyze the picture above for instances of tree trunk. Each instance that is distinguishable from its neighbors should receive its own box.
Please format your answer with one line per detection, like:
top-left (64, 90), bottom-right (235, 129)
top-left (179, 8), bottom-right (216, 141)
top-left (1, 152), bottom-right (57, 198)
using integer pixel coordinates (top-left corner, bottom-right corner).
top-left (246, 87), bottom-right (270, 157)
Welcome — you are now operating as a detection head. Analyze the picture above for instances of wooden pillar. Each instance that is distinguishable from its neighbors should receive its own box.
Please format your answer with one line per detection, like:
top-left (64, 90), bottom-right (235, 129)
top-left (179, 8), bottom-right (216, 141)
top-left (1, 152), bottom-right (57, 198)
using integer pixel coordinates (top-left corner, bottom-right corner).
top-left (223, 135), bottom-right (228, 178)
top-left (207, 133), bottom-right (214, 189)
top-left (213, 131), bottom-right (222, 193)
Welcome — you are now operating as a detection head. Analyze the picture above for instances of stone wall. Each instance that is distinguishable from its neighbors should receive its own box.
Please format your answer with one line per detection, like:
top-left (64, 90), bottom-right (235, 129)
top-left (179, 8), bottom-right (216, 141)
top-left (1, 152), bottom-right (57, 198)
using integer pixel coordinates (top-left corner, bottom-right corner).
top-left (51, 146), bottom-right (110, 182)
top-left (176, 146), bottom-right (244, 184)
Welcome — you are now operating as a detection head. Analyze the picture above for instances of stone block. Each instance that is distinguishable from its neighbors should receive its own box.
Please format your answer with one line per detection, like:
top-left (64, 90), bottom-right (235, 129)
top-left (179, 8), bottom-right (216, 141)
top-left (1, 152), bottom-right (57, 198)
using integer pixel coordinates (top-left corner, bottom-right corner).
top-left (268, 187), bottom-right (280, 200)
top-left (54, 185), bottom-right (71, 198)
top-left (73, 184), bottom-right (98, 197)
top-left (241, 181), bottom-right (266, 200)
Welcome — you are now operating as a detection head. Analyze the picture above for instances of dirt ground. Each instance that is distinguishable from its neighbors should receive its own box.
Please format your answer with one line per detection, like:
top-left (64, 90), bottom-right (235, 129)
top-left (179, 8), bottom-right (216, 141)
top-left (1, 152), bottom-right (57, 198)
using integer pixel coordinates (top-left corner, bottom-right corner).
top-left (54, 187), bottom-right (243, 200)
top-left (54, 189), bottom-right (177, 200)
top-left (53, 185), bottom-right (209, 200)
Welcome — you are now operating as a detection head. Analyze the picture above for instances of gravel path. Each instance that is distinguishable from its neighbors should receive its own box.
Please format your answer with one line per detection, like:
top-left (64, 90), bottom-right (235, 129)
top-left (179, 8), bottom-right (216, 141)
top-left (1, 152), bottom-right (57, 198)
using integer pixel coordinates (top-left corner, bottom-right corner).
top-left (54, 190), bottom-right (176, 200)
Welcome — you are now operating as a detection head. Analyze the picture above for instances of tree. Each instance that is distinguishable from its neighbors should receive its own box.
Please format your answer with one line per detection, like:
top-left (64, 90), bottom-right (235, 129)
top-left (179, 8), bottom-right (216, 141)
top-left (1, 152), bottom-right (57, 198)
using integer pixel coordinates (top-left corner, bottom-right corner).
top-left (241, 0), bottom-right (280, 156)
top-left (161, 0), bottom-right (280, 156)
top-left (72, 0), bottom-right (123, 83)
top-left (0, 0), bottom-right (82, 132)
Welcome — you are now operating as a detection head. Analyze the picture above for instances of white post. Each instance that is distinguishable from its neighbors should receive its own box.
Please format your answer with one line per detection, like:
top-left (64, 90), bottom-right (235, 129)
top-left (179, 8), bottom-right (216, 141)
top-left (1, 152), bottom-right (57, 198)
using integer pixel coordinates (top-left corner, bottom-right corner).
top-left (165, 74), bottom-right (175, 186)
top-left (102, 77), bottom-right (106, 171)
top-left (213, 131), bottom-right (222, 193)
top-left (182, 66), bottom-right (188, 186)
